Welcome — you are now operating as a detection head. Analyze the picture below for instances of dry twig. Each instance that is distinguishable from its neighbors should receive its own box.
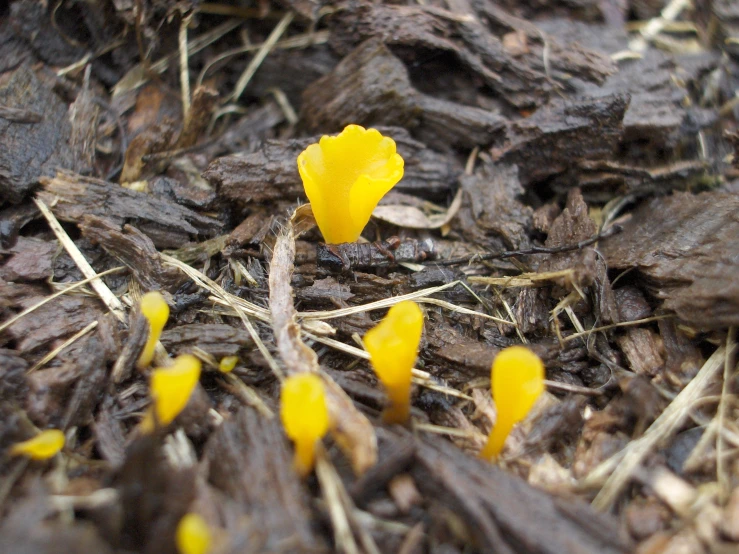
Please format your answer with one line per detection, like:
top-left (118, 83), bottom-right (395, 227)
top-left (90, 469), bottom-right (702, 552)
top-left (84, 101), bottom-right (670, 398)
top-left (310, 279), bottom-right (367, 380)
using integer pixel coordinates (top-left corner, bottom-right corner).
top-left (268, 220), bottom-right (377, 474)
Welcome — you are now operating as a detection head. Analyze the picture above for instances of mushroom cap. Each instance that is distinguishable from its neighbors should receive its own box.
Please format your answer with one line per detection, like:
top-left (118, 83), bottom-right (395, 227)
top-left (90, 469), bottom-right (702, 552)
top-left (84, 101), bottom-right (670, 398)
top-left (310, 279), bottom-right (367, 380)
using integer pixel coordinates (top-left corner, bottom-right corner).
top-left (298, 124), bottom-right (404, 244)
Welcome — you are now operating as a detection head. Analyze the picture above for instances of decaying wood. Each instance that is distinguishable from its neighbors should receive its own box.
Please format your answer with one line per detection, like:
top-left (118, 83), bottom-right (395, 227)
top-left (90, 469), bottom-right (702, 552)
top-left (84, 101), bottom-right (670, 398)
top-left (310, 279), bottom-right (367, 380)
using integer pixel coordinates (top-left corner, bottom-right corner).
top-left (570, 159), bottom-right (709, 201)
top-left (617, 328), bottom-right (664, 376)
top-left (9, 0), bottom-right (88, 66)
top-left (0, 64), bottom-right (75, 203)
top-left (459, 162), bottom-right (532, 249)
top-left (601, 191), bottom-right (739, 329)
top-left (2, 292), bottom-right (105, 354)
top-left (317, 238), bottom-right (435, 273)
top-left (0, 487), bottom-right (114, 554)
top-left (494, 94), bottom-right (629, 189)
top-left (79, 216), bottom-right (186, 291)
top-left (247, 45), bottom-right (338, 111)
top-left (300, 39), bottom-right (506, 150)
top-left (0, 202), bottom-right (38, 248)
top-left (328, 2), bottom-right (615, 109)
top-left (120, 119), bottom-right (177, 183)
top-left (0, 348), bottom-right (28, 405)
top-left (206, 407), bottom-right (327, 553)
top-left (579, 50), bottom-right (716, 157)
top-left (204, 126), bottom-right (460, 206)
top-left (111, 310), bottom-right (148, 384)
top-left (115, 435), bottom-right (196, 554)
top-left (0, 237), bottom-right (57, 281)
top-left (61, 318), bottom-right (117, 429)
top-left (537, 188), bottom-right (600, 290)
top-left (160, 323), bottom-right (254, 359)
top-left (37, 170), bottom-right (222, 248)
top-left (2, 1), bottom-right (739, 553)
top-left (411, 433), bottom-right (631, 554)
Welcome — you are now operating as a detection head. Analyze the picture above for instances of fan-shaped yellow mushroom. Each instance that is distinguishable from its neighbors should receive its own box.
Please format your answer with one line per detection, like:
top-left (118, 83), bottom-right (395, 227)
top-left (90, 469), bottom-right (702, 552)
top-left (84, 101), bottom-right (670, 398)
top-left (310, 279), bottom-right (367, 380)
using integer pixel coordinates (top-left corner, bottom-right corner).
top-left (298, 124), bottom-right (404, 244)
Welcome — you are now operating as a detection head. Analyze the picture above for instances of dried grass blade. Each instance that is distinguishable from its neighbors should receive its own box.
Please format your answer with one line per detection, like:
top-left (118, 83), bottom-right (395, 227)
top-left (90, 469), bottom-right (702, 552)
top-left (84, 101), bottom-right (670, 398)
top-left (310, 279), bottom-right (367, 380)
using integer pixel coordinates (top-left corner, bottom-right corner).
top-left (587, 343), bottom-right (735, 510)
top-left (0, 267), bottom-right (124, 334)
top-left (113, 20), bottom-right (242, 97)
top-left (34, 198), bottom-right (126, 322)
top-left (162, 254), bottom-right (282, 379)
top-left (315, 450), bottom-right (361, 554)
top-left (230, 12), bottom-right (294, 102)
top-left (297, 281), bottom-right (461, 321)
top-left (304, 332), bottom-right (472, 401)
top-left (28, 321), bottom-right (99, 373)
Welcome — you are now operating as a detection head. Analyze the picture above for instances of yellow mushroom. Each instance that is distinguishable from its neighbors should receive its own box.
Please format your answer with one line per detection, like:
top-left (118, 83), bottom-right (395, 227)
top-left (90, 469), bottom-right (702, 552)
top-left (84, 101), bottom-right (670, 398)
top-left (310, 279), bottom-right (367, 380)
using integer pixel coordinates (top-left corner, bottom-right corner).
top-left (176, 513), bottom-right (212, 554)
top-left (10, 429), bottom-right (65, 460)
top-left (137, 291), bottom-right (170, 369)
top-left (280, 373), bottom-right (330, 477)
top-left (297, 124), bottom-right (404, 244)
top-left (363, 301), bottom-right (423, 424)
top-left (218, 355), bottom-right (238, 373)
top-left (479, 346), bottom-right (544, 461)
top-left (141, 354), bottom-right (201, 433)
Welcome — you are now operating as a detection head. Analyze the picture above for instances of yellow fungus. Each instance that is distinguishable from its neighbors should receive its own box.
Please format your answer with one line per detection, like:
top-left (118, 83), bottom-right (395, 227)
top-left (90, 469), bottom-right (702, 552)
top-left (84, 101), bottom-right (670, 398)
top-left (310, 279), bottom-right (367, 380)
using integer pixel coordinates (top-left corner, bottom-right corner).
top-left (218, 355), bottom-right (238, 373)
top-left (137, 291), bottom-right (170, 369)
top-left (364, 301), bottom-right (423, 424)
top-left (280, 373), bottom-right (330, 477)
top-left (10, 429), bottom-right (65, 460)
top-left (298, 124), bottom-right (405, 244)
top-left (479, 346), bottom-right (545, 461)
top-left (141, 354), bottom-right (201, 433)
top-left (176, 513), bottom-right (212, 554)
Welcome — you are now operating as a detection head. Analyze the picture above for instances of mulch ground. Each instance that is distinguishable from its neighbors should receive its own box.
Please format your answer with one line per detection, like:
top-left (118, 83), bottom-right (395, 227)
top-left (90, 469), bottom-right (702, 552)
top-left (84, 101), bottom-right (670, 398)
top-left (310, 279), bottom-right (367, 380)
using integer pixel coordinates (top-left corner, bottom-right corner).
top-left (1, 1), bottom-right (739, 553)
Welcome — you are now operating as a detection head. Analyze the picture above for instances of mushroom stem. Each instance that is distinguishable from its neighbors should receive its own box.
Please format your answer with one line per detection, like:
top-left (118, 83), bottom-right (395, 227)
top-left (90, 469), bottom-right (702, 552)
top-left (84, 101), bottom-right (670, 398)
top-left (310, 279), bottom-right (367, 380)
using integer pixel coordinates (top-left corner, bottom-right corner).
top-left (480, 420), bottom-right (515, 461)
top-left (384, 383), bottom-right (412, 424)
top-left (294, 439), bottom-right (317, 478)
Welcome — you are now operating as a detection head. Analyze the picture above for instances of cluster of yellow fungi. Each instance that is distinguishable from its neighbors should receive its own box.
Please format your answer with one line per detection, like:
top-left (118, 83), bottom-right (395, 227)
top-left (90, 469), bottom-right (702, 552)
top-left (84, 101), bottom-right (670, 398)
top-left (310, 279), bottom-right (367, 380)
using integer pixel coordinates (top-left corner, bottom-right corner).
top-left (296, 126), bottom-right (545, 464)
top-left (8, 127), bottom-right (546, 503)
top-left (132, 291), bottom-right (202, 433)
top-left (6, 126), bottom-right (549, 554)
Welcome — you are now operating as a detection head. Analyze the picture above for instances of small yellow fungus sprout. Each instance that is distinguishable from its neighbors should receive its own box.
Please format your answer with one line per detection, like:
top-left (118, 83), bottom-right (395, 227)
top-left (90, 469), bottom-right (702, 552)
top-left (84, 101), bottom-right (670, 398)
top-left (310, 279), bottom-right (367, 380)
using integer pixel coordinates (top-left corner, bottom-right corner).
top-left (141, 354), bottom-right (201, 433)
top-left (176, 513), bottom-right (212, 554)
top-left (137, 291), bottom-right (170, 369)
top-left (298, 124), bottom-right (404, 244)
top-left (364, 301), bottom-right (423, 424)
top-left (218, 355), bottom-right (238, 373)
top-left (480, 346), bottom-right (545, 461)
top-left (10, 429), bottom-right (65, 460)
top-left (280, 373), bottom-right (330, 477)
